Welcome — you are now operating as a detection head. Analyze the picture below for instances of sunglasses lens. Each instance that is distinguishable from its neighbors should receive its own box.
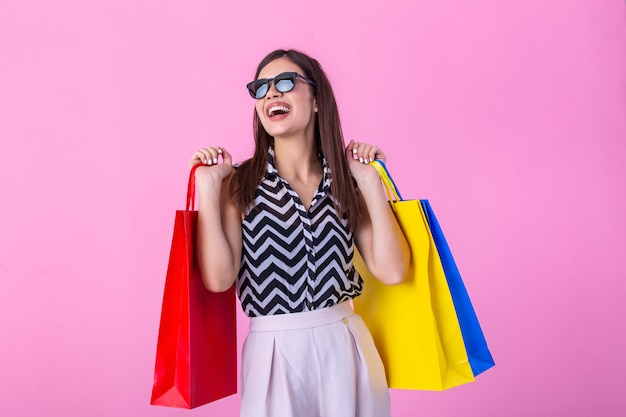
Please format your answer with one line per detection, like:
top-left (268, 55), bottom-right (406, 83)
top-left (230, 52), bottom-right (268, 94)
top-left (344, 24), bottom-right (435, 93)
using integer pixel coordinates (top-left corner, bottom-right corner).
top-left (247, 80), bottom-right (268, 99)
top-left (274, 74), bottom-right (296, 93)
top-left (254, 82), bottom-right (269, 99)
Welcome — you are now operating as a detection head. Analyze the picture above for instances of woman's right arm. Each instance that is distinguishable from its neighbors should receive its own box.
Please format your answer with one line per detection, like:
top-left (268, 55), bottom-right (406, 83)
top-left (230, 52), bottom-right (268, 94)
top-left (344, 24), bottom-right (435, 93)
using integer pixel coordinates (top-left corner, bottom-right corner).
top-left (190, 147), bottom-right (242, 292)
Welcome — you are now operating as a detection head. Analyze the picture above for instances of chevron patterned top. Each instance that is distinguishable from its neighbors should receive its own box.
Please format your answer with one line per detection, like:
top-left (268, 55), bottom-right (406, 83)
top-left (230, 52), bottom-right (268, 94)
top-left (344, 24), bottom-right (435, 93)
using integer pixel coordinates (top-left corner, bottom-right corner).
top-left (236, 148), bottom-right (363, 317)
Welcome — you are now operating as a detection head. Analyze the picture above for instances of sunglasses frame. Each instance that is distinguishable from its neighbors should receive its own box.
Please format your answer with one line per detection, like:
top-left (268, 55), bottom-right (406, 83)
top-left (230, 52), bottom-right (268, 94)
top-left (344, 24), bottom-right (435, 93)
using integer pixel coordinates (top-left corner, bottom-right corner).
top-left (246, 71), bottom-right (316, 99)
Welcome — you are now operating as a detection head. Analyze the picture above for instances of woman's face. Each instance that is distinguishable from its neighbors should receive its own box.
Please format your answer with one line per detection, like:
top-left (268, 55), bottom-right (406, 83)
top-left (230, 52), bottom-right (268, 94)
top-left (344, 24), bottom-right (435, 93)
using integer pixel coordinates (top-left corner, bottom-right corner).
top-left (254, 57), bottom-right (317, 141)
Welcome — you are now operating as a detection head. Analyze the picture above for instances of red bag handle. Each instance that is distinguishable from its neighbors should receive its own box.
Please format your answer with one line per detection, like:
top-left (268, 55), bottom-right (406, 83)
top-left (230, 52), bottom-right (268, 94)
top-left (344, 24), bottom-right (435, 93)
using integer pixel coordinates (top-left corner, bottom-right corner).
top-left (187, 164), bottom-right (204, 211)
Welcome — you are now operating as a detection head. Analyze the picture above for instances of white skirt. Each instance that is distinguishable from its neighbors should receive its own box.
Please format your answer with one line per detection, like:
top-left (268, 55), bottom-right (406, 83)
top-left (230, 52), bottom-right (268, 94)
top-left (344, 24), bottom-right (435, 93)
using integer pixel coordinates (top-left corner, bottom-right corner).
top-left (240, 302), bottom-right (391, 417)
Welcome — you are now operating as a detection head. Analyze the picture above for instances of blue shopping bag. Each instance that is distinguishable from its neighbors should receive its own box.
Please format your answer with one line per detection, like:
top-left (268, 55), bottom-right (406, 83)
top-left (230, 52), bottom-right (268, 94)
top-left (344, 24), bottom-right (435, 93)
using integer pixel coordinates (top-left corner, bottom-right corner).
top-left (420, 200), bottom-right (495, 376)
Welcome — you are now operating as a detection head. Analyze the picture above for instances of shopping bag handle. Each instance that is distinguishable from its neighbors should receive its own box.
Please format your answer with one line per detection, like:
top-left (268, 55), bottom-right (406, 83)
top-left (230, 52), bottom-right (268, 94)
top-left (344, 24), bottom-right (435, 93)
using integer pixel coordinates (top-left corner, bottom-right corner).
top-left (370, 160), bottom-right (404, 202)
top-left (187, 164), bottom-right (204, 211)
top-left (188, 160), bottom-right (402, 210)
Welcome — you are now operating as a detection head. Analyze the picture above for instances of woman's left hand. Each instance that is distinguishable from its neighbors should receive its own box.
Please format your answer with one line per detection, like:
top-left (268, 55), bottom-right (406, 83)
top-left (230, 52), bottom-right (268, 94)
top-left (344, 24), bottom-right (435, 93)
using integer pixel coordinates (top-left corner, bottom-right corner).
top-left (345, 139), bottom-right (386, 182)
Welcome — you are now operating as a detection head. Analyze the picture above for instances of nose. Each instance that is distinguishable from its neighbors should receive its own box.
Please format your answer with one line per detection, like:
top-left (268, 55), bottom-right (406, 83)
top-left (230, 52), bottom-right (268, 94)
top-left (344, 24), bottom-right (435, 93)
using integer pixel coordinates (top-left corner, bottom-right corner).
top-left (265, 80), bottom-right (281, 99)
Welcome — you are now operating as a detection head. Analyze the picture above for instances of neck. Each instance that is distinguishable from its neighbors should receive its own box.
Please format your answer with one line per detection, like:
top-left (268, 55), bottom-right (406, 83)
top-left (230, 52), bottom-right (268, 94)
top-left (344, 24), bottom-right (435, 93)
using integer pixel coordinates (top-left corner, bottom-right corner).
top-left (273, 137), bottom-right (320, 180)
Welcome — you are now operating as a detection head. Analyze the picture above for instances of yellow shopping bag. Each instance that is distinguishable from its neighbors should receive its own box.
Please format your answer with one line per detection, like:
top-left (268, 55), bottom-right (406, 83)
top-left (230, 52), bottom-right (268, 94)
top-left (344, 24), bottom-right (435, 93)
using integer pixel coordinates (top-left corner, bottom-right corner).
top-left (353, 161), bottom-right (475, 390)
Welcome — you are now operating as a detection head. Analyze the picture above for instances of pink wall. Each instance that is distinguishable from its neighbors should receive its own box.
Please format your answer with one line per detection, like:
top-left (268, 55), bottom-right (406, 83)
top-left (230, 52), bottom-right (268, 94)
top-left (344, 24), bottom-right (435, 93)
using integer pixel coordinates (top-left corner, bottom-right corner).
top-left (1, 1), bottom-right (625, 416)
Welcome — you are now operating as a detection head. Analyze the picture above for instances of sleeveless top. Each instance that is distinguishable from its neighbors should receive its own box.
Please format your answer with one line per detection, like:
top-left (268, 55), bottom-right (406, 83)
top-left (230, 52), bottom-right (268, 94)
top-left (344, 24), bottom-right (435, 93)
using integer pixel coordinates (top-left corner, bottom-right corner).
top-left (236, 148), bottom-right (363, 317)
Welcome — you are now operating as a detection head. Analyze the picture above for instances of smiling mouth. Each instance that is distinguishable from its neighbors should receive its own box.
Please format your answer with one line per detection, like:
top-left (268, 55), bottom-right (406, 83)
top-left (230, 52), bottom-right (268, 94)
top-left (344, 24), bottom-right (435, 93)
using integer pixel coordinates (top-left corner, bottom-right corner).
top-left (267, 105), bottom-right (291, 117)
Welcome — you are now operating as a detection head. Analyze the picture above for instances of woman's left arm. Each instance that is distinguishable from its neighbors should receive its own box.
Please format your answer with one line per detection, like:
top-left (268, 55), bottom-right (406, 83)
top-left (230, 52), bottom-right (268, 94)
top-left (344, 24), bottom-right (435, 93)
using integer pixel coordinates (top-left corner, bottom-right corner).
top-left (347, 140), bottom-right (411, 285)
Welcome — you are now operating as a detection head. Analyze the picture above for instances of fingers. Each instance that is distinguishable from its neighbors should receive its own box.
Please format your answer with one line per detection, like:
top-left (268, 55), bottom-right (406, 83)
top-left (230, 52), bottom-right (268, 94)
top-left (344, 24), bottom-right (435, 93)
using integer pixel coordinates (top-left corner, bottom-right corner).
top-left (347, 140), bottom-right (387, 164)
top-left (345, 139), bottom-right (356, 160)
top-left (189, 147), bottom-right (229, 169)
top-left (219, 147), bottom-right (233, 166)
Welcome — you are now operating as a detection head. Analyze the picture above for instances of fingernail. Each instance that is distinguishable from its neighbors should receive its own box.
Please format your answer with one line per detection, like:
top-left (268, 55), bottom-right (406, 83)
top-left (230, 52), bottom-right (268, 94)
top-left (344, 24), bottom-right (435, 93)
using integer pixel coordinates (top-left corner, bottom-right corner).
top-left (352, 148), bottom-right (357, 154)
top-left (370, 157), bottom-right (374, 163)
top-left (218, 148), bottom-right (223, 154)
top-left (202, 159), bottom-right (207, 164)
top-left (213, 158), bottom-right (218, 164)
top-left (359, 157), bottom-right (364, 163)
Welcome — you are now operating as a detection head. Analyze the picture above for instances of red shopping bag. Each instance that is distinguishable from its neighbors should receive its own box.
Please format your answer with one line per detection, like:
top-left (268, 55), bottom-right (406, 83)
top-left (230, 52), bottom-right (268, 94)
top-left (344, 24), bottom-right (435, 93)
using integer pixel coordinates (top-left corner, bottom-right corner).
top-left (151, 164), bottom-right (237, 409)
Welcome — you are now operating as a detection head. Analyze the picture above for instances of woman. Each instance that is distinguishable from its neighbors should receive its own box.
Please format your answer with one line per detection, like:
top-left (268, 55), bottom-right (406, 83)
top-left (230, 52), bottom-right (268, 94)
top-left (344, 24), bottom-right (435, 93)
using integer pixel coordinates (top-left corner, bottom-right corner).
top-left (189, 49), bottom-right (410, 417)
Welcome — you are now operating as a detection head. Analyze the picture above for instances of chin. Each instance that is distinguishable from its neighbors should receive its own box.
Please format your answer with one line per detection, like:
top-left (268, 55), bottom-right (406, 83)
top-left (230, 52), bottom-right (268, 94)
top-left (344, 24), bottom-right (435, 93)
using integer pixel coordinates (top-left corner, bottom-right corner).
top-left (265, 127), bottom-right (294, 138)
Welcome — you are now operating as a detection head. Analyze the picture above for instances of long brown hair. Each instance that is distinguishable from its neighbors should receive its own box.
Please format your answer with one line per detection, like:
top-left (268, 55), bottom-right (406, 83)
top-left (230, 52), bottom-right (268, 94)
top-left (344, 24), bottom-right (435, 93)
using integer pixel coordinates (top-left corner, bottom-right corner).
top-left (232, 49), bottom-right (362, 231)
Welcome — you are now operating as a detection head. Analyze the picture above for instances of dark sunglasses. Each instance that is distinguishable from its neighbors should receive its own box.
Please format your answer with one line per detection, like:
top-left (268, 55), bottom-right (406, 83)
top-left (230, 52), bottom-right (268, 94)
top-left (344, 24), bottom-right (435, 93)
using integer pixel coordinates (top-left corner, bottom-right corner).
top-left (246, 71), bottom-right (316, 99)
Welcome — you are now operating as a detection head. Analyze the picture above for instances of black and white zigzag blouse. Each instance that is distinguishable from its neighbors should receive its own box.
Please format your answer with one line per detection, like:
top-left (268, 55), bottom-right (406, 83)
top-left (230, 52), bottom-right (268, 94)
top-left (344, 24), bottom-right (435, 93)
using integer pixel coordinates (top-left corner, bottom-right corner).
top-left (236, 148), bottom-right (363, 317)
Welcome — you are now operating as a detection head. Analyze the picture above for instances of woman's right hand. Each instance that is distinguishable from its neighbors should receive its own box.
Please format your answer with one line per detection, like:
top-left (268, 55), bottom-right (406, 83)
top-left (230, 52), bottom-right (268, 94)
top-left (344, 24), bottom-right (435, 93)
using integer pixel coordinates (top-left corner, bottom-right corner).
top-left (190, 146), bottom-right (242, 292)
top-left (189, 146), bottom-right (234, 183)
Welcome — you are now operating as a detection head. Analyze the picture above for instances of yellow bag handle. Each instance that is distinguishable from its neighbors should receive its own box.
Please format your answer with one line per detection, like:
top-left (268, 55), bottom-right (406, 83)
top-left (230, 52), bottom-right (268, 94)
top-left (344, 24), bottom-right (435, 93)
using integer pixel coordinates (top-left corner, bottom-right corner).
top-left (370, 160), bottom-right (402, 209)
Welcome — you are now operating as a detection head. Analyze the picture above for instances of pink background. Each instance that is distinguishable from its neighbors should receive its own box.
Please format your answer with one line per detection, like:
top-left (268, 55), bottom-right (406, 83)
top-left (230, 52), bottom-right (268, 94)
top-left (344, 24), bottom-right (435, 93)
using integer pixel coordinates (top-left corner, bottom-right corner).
top-left (1, 1), bottom-right (625, 416)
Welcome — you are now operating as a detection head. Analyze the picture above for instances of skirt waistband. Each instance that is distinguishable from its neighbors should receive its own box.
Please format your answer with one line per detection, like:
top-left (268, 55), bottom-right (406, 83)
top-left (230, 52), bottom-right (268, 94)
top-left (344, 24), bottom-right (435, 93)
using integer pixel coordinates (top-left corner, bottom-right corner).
top-left (249, 302), bottom-right (354, 332)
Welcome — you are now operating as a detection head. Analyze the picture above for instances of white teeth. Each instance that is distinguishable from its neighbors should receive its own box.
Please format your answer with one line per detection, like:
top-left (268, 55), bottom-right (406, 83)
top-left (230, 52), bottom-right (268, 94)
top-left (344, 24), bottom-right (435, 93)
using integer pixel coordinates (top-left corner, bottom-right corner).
top-left (268, 105), bottom-right (290, 117)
